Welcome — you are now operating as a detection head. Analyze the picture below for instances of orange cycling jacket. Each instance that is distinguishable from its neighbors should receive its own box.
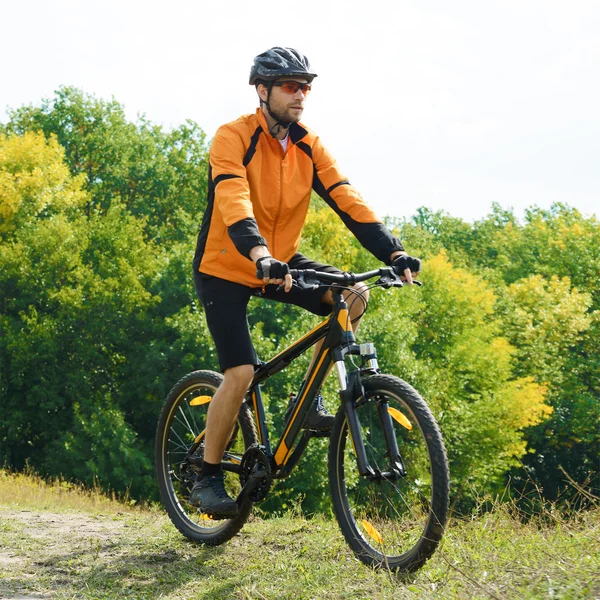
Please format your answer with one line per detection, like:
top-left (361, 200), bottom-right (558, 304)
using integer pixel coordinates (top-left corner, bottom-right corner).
top-left (193, 108), bottom-right (404, 287)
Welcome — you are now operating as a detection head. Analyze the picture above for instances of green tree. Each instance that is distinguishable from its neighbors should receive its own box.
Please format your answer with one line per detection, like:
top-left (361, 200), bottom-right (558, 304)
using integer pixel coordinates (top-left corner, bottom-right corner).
top-left (0, 131), bottom-right (165, 498)
top-left (401, 252), bottom-right (552, 496)
top-left (3, 86), bottom-right (209, 244)
top-left (1, 90), bottom-right (218, 500)
top-left (403, 203), bottom-right (600, 502)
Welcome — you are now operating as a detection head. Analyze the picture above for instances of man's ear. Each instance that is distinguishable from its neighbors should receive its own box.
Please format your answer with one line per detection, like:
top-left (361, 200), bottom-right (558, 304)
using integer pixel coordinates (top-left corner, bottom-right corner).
top-left (257, 83), bottom-right (268, 103)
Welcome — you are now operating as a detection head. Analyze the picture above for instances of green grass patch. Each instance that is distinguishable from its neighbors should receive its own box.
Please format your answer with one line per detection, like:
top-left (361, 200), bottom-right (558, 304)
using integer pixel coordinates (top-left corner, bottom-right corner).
top-left (0, 470), bottom-right (598, 599)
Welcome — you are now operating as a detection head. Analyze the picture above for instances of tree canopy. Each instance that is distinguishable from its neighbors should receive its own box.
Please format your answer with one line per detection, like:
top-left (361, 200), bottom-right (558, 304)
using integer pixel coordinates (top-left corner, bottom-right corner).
top-left (1, 88), bottom-right (597, 510)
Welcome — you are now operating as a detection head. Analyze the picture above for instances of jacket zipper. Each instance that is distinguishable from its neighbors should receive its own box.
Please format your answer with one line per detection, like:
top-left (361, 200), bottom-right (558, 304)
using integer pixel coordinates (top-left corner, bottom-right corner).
top-left (271, 144), bottom-right (286, 257)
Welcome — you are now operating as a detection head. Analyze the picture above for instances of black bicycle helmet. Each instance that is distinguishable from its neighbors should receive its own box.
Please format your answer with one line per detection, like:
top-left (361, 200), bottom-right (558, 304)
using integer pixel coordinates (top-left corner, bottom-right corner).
top-left (249, 47), bottom-right (318, 85)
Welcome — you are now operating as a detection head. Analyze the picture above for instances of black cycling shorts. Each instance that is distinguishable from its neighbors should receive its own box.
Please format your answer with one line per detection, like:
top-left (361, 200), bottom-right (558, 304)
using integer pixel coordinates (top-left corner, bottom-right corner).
top-left (194, 253), bottom-right (342, 372)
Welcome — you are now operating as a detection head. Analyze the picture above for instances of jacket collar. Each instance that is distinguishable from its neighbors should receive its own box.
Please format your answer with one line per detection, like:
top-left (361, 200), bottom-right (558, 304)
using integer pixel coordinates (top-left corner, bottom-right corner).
top-left (255, 108), bottom-right (309, 145)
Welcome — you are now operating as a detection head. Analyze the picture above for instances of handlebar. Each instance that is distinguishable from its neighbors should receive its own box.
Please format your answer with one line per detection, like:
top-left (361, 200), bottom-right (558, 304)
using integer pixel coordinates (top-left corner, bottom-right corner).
top-left (289, 267), bottom-right (422, 290)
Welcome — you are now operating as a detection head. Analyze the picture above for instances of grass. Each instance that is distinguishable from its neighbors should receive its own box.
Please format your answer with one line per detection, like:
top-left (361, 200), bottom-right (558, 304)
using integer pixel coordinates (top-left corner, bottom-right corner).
top-left (0, 468), bottom-right (139, 514)
top-left (0, 470), bottom-right (598, 599)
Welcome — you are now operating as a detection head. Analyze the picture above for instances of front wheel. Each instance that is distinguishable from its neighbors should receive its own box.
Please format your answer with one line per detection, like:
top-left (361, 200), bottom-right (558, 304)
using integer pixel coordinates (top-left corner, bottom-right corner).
top-left (155, 370), bottom-right (258, 545)
top-left (328, 374), bottom-right (449, 572)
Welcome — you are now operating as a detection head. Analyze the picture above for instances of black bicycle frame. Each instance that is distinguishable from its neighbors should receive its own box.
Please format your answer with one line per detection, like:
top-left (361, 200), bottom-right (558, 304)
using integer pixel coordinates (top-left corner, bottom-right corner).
top-left (239, 286), bottom-right (402, 483)
top-left (244, 291), bottom-right (358, 477)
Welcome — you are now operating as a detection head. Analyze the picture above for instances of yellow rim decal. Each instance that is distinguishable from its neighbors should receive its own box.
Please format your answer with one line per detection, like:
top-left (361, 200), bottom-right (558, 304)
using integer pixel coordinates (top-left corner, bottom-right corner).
top-left (361, 520), bottom-right (384, 544)
top-left (190, 395), bottom-right (212, 406)
top-left (388, 407), bottom-right (412, 430)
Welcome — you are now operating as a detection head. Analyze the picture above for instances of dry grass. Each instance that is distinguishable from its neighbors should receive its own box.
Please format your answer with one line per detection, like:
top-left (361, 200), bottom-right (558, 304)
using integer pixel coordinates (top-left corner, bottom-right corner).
top-left (0, 468), bottom-right (140, 514)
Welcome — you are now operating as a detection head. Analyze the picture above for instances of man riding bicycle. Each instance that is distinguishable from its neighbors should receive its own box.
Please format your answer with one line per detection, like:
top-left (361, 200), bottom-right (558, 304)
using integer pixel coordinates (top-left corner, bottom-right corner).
top-left (191, 46), bottom-right (421, 518)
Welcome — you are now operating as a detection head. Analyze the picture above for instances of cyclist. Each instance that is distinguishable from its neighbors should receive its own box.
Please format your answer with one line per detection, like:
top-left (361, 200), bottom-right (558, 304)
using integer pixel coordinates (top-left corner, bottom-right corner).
top-left (190, 46), bottom-right (421, 518)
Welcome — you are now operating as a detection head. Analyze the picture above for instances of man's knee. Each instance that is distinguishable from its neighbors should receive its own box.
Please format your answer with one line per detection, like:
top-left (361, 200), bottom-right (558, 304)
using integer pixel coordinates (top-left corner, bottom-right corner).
top-left (223, 364), bottom-right (255, 391)
top-left (348, 283), bottom-right (369, 312)
top-left (354, 282), bottom-right (369, 300)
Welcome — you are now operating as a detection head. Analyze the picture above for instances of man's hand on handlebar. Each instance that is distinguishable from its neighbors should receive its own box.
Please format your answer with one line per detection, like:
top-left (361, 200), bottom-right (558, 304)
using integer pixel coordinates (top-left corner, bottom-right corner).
top-left (391, 252), bottom-right (422, 285)
top-left (256, 256), bottom-right (293, 292)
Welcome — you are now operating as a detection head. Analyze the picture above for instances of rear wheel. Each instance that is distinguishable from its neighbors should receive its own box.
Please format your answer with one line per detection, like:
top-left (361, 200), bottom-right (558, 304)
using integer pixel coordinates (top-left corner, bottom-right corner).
top-left (155, 370), bottom-right (258, 545)
top-left (328, 375), bottom-right (449, 572)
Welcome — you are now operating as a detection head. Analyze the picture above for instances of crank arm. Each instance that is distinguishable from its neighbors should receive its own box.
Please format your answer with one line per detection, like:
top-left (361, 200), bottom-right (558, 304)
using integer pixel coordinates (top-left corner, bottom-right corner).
top-left (236, 470), bottom-right (267, 505)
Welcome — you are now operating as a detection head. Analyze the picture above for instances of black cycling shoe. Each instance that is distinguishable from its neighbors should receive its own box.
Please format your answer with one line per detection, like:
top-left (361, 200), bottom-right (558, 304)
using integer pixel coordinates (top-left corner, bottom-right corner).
top-left (284, 394), bottom-right (335, 431)
top-left (189, 473), bottom-right (239, 519)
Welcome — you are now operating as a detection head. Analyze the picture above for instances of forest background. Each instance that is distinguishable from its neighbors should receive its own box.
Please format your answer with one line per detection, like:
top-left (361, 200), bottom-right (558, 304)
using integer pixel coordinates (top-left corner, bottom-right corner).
top-left (0, 87), bottom-right (598, 514)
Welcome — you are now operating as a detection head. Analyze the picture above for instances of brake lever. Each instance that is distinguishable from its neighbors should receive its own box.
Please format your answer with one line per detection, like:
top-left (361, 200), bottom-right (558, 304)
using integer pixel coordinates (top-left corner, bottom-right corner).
top-left (397, 279), bottom-right (423, 287)
top-left (276, 275), bottom-right (321, 291)
top-left (375, 275), bottom-right (400, 289)
top-left (376, 274), bottom-right (423, 289)
top-left (294, 277), bottom-right (320, 290)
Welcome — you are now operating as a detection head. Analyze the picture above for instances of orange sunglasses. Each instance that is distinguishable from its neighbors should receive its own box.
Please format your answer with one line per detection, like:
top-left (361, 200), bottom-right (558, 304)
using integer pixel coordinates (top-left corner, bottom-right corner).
top-left (272, 81), bottom-right (312, 95)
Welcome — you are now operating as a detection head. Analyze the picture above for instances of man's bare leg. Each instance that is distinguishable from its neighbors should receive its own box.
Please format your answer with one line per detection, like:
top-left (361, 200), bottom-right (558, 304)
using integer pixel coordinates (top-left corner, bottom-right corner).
top-left (189, 363), bottom-right (254, 514)
top-left (203, 364), bottom-right (254, 465)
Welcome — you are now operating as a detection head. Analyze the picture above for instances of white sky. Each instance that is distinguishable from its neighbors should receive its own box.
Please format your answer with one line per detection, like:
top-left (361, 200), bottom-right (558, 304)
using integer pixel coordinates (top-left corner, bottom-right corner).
top-left (2, 0), bottom-right (599, 222)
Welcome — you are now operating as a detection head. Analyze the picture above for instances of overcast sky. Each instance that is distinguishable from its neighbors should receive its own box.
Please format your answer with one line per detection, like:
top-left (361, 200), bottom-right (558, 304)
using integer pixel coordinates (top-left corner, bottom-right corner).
top-left (2, 0), bottom-right (598, 222)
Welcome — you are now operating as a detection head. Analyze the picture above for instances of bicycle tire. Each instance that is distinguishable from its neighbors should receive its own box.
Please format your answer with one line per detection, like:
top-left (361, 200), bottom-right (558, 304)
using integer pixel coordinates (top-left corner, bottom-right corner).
top-left (155, 370), bottom-right (258, 545)
top-left (328, 374), bottom-right (449, 572)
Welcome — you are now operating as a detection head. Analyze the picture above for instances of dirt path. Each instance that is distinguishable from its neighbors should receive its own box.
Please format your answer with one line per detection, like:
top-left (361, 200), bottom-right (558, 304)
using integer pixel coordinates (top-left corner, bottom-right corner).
top-left (2, 509), bottom-right (128, 540)
top-left (0, 508), bottom-right (137, 600)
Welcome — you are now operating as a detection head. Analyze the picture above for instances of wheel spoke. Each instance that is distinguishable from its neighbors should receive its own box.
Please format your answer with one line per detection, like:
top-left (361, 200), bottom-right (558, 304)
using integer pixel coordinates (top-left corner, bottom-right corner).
top-left (176, 404), bottom-right (197, 436)
top-left (169, 428), bottom-right (190, 452)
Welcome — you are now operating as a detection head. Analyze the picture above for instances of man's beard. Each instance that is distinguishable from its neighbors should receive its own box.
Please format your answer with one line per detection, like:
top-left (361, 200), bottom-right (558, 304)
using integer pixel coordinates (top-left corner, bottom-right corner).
top-left (271, 103), bottom-right (302, 125)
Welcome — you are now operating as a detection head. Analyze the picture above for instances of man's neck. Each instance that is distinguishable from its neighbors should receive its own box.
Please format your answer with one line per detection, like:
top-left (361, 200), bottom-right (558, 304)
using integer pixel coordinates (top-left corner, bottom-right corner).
top-left (261, 104), bottom-right (289, 140)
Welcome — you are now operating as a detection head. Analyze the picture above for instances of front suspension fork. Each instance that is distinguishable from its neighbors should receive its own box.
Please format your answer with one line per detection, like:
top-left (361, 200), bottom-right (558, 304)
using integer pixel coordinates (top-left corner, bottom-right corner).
top-left (339, 370), bottom-right (405, 480)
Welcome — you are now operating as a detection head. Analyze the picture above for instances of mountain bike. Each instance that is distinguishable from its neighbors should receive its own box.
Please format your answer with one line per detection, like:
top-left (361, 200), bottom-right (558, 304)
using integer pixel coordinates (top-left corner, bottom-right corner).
top-left (155, 266), bottom-right (450, 572)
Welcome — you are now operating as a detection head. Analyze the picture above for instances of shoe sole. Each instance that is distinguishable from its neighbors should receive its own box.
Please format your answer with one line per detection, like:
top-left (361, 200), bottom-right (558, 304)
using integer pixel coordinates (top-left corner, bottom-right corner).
top-left (188, 496), bottom-right (239, 519)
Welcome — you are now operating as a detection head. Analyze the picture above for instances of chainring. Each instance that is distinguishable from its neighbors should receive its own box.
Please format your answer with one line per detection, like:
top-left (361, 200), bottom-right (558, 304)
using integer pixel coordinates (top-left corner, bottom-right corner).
top-left (239, 444), bottom-right (272, 502)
